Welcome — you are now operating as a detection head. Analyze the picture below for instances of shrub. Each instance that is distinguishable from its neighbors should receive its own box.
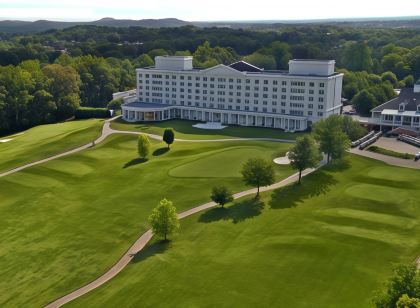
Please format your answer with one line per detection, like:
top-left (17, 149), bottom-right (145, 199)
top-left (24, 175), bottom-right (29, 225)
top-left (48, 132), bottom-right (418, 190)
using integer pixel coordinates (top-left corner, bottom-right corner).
top-left (75, 107), bottom-right (110, 119)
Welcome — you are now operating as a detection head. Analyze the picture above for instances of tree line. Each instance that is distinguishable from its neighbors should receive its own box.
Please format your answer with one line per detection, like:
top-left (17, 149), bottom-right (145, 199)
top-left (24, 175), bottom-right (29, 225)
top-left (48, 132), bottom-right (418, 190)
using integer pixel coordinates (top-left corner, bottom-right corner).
top-left (0, 55), bottom-right (135, 134)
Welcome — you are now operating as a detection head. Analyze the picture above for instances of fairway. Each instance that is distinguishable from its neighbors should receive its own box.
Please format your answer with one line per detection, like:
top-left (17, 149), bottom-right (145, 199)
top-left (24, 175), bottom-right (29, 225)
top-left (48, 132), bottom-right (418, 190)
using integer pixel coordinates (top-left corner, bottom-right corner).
top-left (69, 155), bottom-right (420, 308)
top-left (0, 134), bottom-right (292, 307)
top-left (111, 118), bottom-right (303, 140)
top-left (0, 119), bottom-right (103, 173)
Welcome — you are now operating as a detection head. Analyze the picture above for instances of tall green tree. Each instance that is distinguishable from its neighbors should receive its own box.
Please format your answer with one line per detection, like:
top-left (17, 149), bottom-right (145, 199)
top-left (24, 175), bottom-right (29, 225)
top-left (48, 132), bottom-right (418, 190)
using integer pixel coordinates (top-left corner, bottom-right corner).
top-left (148, 199), bottom-right (180, 241)
top-left (288, 136), bottom-right (321, 183)
top-left (313, 115), bottom-right (350, 163)
top-left (163, 128), bottom-right (175, 149)
top-left (241, 158), bottom-right (275, 197)
top-left (342, 116), bottom-right (366, 141)
top-left (137, 134), bottom-right (151, 159)
top-left (352, 89), bottom-right (378, 116)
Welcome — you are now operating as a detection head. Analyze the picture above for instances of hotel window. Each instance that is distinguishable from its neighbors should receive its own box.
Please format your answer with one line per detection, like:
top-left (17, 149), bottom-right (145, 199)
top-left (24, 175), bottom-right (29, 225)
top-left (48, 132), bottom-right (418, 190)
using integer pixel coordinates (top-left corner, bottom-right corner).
top-left (281, 102), bottom-right (286, 106)
top-left (281, 95), bottom-right (286, 99)
top-left (309, 90), bottom-right (314, 94)
top-left (308, 111), bottom-right (313, 115)
top-left (254, 100), bottom-right (258, 104)
top-left (320, 83), bottom-right (325, 87)
top-left (255, 80), bottom-right (259, 84)
top-left (254, 87), bottom-right (259, 91)
top-left (272, 101), bottom-right (277, 106)
top-left (237, 86), bottom-right (242, 90)
top-left (203, 77), bottom-right (208, 81)
top-left (210, 77), bottom-right (215, 81)
top-left (236, 99), bottom-right (241, 103)
top-left (180, 76), bottom-right (184, 80)
top-left (308, 104), bottom-right (313, 108)
top-left (264, 80), bottom-right (268, 84)
top-left (309, 82), bottom-right (314, 87)
top-left (196, 83), bottom-right (200, 87)
top-left (318, 112), bottom-right (324, 116)
top-left (245, 106), bottom-right (250, 111)
top-left (229, 78), bottom-right (234, 82)
top-left (229, 85), bottom-right (234, 89)
top-left (246, 86), bottom-right (251, 90)
top-left (318, 105), bottom-right (324, 109)
top-left (272, 108), bottom-right (277, 113)
top-left (263, 94), bottom-right (268, 98)
top-left (273, 88), bottom-right (278, 92)
top-left (272, 95), bottom-right (277, 99)
top-left (309, 97), bottom-right (314, 102)
top-left (282, 81), bottom-right (287, 86)
top-left (237, 92), bottom-right (241, 96)
top-left (237, 79), bottom-right (242, 83)
top-left (146, 74), bottom-right (150, 78)
top-left (319, 90), bottom-right (324, 95)
top-left (254, 107), bottom-right (258, 111)
top-left (236, 106), bottom-right (240, 110)
top-left (282, 88), bottom-right (286, 92)
top-left (318, 98), bottom-right (324, 102)
top-left (263, 87), bottom-right (268, 91)
top-left (188, 76), bottom-right (192, 80)
top-left (273, 80), bottom-right (278, 85)
top-left (246, 79), bottom-right (251, 84)
top-left (263, 107), bottom-right (267, 112)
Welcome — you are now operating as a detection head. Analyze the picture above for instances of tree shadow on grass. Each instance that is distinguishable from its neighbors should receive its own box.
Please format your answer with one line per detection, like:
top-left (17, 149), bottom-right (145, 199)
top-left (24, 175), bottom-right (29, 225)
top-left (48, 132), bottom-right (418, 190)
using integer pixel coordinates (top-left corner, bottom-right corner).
top-left (270, 170), bottom-right (338, 209)
top-left (131, 240), bottom-right (170, 263)
top-left (153, 147), bottom-right (169, 157)
top-left (123, 157), bottom-right (148, 168)
top-left (324, 158), bottom-right (351, 172)
top-left (198, 199), bottom-right (264, 224)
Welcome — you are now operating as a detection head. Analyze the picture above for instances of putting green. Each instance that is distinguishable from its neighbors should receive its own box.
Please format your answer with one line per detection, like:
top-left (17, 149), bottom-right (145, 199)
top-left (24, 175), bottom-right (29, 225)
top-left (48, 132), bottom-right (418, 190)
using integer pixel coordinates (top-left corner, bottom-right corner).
top-left (169, 146), bottom-right (279, 178)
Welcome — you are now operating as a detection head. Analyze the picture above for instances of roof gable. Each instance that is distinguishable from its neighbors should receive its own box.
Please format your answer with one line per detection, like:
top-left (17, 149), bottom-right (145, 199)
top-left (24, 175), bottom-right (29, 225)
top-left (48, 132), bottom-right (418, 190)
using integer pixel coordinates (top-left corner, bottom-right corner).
top-left (201, 64), bottom-right (243, 76)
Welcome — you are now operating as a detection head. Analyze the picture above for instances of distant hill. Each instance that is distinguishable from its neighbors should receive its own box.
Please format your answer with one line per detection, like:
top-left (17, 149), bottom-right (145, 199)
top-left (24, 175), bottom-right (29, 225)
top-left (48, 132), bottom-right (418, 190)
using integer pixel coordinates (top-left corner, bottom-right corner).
top-left (0, 18), bottom-right (190, 34)
top-left (1, 16), bottom-right (420, 34)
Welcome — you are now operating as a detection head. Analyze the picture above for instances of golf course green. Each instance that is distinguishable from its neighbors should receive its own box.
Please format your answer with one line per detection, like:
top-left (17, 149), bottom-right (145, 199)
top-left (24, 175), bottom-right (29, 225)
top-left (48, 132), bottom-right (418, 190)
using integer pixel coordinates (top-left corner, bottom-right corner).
top-left (110, 118), bottom-right (303, 140)
top-left (68, 155), bottom-right (420, 308)
top-left (0, 119), bottom-right (103, 173)
top-left (0, 133), bottom-right (292, 307)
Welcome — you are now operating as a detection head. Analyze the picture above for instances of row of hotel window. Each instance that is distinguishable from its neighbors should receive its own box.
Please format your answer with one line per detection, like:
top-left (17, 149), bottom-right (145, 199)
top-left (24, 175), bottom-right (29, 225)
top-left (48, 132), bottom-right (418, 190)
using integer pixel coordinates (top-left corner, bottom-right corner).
top-left (139, 74), bottom-right (324, 88)
top-left (140, 84), bottom-right (324, 94)
top-left (139, 93), bottom-right (324, 103)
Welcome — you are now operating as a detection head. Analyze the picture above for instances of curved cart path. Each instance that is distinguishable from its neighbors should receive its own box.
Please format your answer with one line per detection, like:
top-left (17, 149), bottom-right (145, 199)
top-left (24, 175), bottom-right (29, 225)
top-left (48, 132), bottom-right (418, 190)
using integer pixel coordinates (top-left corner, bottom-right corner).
top-left (45, 165), bottom-right (321, 308)
top-left (0, 116), bottom-right (293, 178)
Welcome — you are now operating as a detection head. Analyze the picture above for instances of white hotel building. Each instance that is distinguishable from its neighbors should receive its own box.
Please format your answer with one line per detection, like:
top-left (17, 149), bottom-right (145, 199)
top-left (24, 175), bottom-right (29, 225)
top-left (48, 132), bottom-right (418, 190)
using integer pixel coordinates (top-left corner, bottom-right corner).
top-left (122, 56), bottom-right (343, 131)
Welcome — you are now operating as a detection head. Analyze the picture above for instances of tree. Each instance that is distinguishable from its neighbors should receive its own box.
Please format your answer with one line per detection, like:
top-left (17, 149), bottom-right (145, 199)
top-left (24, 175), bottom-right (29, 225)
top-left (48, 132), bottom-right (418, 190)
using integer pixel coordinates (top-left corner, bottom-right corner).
top-left (148, 199), bottom-right (180, 241)
top-left (107, 98), bottom-right (123, 111)
top-left (352, 89), bottom-right (378, 116)
top-left (133, 54), bottom-right (154, 68)
top-left (137, 134), bottom-right (151, 159)
top-left (342, 42), bottom-right (373, 72)
top-left (342, 115), bottom-right (366, 141)
top-left (374, 263), bottom-right (420, 308)
top-left (381, 71), bottom-right (398, 87)
top-left (313, 115), bottom-right (350, 163)
top-left (288, 136), bottom-right (321, 183)
top-left (210, 185), bottom-right (233, 207)
top-left (403, 75), bottom-right (415, 88)
top-left (243, 52), bottom-right (277, 70)
top-left (163, 128), bottom-right (175, 149)
top-left (241, 158), bottom-right (275, 197)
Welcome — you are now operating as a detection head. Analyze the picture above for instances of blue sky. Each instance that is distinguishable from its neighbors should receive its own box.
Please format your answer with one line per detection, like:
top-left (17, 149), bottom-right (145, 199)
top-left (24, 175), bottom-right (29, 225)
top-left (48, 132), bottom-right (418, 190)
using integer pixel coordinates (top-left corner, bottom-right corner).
top-left (0, 0), bottom-right (419, 21)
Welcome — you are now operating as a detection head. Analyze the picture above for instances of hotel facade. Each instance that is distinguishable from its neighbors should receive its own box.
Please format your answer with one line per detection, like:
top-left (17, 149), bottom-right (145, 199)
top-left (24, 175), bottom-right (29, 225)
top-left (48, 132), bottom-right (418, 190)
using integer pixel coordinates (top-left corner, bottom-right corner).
top-left (121, 56), bottom-right (343, 131)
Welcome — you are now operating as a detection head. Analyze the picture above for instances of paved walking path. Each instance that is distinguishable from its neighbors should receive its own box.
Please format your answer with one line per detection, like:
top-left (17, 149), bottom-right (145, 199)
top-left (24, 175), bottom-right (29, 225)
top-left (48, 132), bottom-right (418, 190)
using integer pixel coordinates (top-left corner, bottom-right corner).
top-left (0, 116), bottom-right (293, 178)
top-left (45, 166), bottom-right (319, 308)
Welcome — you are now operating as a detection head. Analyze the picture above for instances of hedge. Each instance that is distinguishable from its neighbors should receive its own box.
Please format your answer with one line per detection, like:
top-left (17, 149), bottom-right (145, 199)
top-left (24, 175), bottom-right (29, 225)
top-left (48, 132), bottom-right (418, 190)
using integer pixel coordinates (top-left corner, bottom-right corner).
top-left (368, 145), bottom-right (415, 160)
top-left (75, 107), bottom-right (111, 119)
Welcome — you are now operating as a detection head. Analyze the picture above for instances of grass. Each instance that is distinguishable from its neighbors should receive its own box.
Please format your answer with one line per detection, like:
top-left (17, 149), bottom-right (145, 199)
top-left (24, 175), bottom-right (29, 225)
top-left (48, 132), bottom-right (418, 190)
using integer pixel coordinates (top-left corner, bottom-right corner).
top-left (68, 155), bottom-right (420, 308)
top-left (368, 145), bottom-right (415, 160)
top-left (110, 118), bottom-right (304, 140)
top-left (0, 119), bottom-right (103, 173)
top-left (0, 134), bottom-right (292, 307)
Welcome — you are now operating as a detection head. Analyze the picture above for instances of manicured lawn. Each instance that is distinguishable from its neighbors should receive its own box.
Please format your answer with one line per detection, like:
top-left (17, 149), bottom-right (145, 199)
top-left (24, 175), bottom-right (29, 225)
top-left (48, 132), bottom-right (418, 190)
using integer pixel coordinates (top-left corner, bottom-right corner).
top-left (69, 155), bottom-right (420, 308)
top-left (0, 119), bottom-right (103, 173)
top-left (0, 135), bottom-right (292, 307)
top-left (111, 118), bottom-right (304, 140)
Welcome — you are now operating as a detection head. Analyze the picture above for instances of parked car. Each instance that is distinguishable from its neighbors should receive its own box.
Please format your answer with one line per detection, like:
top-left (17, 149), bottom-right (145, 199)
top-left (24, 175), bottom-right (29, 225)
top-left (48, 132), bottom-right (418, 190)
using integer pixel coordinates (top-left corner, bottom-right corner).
top-left (415, 152), bottom-right (420, 161)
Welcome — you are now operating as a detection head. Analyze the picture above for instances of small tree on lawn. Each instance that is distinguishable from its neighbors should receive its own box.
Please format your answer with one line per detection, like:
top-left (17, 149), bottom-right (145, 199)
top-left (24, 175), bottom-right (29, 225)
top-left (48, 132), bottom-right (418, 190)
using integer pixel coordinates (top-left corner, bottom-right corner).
top-left (288, 135), bottom-right (321, 184)
top-left (241, 158), bottom-right (275, 197)
top-left (313, 115), bottom-right (350, 163)
top-left (211, 185), bottom-right (233, 207)
top-left (137, 134), bottom-right (151, 159)
top-left (148, 199), bottom-right (180, 241)
top-left (163, 128), bottom-right (175, 149)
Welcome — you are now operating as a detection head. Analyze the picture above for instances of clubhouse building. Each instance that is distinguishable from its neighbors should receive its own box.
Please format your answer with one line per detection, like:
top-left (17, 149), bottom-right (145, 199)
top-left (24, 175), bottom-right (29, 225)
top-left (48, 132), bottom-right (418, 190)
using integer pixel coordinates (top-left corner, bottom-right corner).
top-left (121, 56), bottom-right (343, 131)
top-left (370, 82), bottom-right (420, 134)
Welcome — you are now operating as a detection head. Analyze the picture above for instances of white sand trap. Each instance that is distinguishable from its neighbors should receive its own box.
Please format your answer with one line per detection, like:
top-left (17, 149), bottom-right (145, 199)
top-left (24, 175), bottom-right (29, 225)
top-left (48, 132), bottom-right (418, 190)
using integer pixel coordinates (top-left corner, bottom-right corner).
top-left (273, 152), bottom-right (290, 165)
top-left (0, 138), bottom-right (13, 143)
top-left (193, 122), bottom-right (227, 130)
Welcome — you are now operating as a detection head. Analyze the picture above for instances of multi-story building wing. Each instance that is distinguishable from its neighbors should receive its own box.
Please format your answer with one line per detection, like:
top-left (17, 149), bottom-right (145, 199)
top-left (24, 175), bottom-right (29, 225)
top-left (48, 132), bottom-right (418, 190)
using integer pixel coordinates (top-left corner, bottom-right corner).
top-left (121, 56), bottom-right (343, 131)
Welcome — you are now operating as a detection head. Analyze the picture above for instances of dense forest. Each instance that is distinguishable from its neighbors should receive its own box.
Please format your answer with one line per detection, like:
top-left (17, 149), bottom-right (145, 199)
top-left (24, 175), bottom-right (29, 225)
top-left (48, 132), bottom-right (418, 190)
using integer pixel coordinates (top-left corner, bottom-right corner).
top-left (1, 24), bottom-right (420, 134)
